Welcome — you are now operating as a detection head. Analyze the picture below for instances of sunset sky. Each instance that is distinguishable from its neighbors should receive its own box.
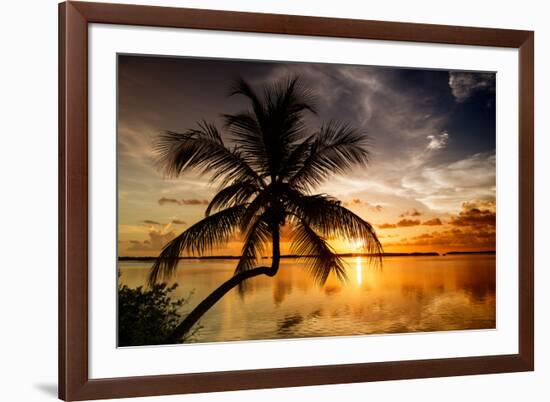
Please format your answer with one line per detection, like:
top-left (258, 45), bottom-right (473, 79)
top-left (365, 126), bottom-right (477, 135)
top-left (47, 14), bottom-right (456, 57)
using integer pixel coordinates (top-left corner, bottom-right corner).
top-left (117, 55), bottom-right (496, 257)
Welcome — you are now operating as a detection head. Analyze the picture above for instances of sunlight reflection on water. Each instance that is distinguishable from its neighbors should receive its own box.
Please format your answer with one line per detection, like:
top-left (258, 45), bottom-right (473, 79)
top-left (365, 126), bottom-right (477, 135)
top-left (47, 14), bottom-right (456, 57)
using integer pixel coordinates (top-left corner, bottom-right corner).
top-left (119, 255), bottom-right (495, 343)
top-left (355, 256), bottom-right (363, 286)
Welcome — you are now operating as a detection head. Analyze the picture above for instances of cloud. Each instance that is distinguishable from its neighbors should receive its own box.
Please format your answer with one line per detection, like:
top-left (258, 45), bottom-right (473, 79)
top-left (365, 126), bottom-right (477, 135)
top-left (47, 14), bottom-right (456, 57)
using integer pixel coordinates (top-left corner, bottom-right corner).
top-left (343, 198), bottom-right (383, 212)
top-left (171, 219), bottom-right (187, 225)
top-left (377, 218), bottom-right (420, 229)
top-left (378, 233), bottom-right (399, 239)
top-left (128, 228), bottom-right (176, 252)
top-left (142, 219), bottom-right (161, 225)
top-left (413, 233), bottom-right (434, 240)
top-left (158, 197), bottom-right (209, 206)
top-left (449, 200), bottom-right (496, 228)
top-left (260, 62), bottom-right (450, 173)
top-left (462, 199), bottom-right (496, 211)
top-left (158, 197), bottom-right (181, 206)
top-left (400, 208), bottom-right (422, 217)
top-left (396, 218), bottom-right (421, 227)
top-left (379, 198), bottom-right (495, 251)
top-left (400, 152), bottom-right (496, 212)
top-left (422, 218), bottom-right (443, 226)
top-left (182, 199), bottom-right (209, 205)
top-left (426, 131), bottom-right (449, 150)
top-left (395, 227), bottom-right (495, 250)
top-left (448, 72), bottom-right (495, 102)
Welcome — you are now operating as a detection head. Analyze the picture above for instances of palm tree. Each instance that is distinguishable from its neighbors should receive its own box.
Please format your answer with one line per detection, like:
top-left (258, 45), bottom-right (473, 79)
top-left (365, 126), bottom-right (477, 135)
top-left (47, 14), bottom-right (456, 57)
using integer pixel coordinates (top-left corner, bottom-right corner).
top-left (149, 76), bottom-right (382, 344)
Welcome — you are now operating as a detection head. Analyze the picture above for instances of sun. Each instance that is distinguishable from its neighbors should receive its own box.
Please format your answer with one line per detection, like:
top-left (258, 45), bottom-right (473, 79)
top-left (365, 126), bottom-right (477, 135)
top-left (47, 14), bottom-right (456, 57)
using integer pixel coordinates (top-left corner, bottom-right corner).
top-left (350, 240), bottom-right (364, 253)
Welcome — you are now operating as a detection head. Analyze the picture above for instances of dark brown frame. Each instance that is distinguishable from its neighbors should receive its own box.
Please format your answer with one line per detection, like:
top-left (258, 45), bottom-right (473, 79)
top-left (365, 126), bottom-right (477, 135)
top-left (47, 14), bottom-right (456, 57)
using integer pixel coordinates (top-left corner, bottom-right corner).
top-left (59, 1), bottom-right (534, 400)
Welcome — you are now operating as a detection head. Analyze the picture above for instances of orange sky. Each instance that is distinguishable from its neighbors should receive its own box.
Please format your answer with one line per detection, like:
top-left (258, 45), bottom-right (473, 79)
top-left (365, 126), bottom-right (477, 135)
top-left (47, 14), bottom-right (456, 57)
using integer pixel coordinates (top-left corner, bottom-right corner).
top-left (118, 194), bottom-right (495, 256)
top-left (117, 56), bottom-right (496, 257)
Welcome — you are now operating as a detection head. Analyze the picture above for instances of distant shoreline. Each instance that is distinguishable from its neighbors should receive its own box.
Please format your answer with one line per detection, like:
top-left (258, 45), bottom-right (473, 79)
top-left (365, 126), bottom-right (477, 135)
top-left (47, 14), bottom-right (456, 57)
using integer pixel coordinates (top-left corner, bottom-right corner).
top-left (118, 251), bottom-right (496, 261)
top-left (442, 250), bottom-right (496, 256)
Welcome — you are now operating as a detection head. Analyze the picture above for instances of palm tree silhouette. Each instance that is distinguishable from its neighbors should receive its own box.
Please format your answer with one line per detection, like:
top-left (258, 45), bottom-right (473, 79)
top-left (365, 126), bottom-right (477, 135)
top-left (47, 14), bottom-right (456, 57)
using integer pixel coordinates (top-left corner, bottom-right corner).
top-left (149, 76), bottom-right (382, 343)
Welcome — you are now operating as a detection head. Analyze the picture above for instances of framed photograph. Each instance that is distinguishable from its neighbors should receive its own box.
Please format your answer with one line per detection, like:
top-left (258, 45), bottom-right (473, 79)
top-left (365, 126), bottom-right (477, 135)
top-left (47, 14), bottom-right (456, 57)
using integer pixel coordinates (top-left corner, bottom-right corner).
top-left (59, 1), bottom-right (534, 400)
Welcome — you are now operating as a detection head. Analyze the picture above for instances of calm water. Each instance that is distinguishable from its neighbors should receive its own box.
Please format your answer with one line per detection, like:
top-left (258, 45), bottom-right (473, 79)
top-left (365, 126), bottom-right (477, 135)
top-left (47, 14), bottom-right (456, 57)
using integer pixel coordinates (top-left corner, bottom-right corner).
top-left (119, 255), bottom-right (496, 343)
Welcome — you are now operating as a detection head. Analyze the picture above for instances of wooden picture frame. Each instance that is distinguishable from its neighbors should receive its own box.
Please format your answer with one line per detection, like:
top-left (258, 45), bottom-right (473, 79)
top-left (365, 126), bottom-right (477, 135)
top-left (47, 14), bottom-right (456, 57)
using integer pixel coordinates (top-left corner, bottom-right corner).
top-left (59, 1), bottom-right (534, 400)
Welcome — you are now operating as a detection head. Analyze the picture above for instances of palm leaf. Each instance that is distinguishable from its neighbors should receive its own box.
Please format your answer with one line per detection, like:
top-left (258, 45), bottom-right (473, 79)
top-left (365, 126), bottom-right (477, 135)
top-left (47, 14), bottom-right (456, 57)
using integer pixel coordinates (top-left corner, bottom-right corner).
top-left (290, 219), bottom-right (347, 286)
top-left (278, 135), bottom-right (315, 182)
top-left (154, 121), bottom-right (263, 188)
top-left (239, 188), bottom-right (273, 233)
top-left (226, 76), bottom-right (317, 180)
top-left (234, 213), bottom-right (272, 274)
top-left (205, 180), bottom-right (260, 216)
top-left (148, 205), bottom-right (247, 286)
top-left (228, 77), bottom-right (267, 127)
top-left (289, 121), bottom-right (371, 191)
top-left (286, 192), bottom-right (383, 263)
top-left (224, 111), bottom-right (269, 175)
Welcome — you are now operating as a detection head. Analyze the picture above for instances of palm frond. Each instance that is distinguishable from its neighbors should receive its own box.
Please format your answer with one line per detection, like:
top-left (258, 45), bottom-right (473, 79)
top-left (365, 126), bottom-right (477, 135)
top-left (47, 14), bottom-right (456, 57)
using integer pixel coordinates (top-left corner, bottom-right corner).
top-left (148, 205), bottom-right (247, 286)
top-left (226, 76), bottom-right (317, 180)
top-left (154, 121), bottom-right (263, 188)
top-left (286, 192), bottom-right (383, 263)
top-left (205, 180), bottom-right (260, 216)
top-left (234, 213), bottom-right (272, 274)
top-left (260, 77), bottom-right (317, 178)
top-left (277, 135), bottom-right (315, 182)
top-left (224, 112), bottom-right (269, 175)
top-left (264, 76), bottom-right (317, 119)
top-left (290, 219), bottom-right (347, 286)
top-left (228, 77), bottom-right (267, 125)
top-left (226, 79), bottom-right (270, 174)
top-left (239, 188), bottom-right (272, 233)
top-left (289, 121), bottom-right (371, 191)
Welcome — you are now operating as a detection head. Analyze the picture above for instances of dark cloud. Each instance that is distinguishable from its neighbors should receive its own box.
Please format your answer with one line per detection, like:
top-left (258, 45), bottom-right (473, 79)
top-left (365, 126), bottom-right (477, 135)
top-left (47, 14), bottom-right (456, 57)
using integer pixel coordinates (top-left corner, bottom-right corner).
top-left (414, 233), bottom-right (434, 240)
top-left (422, 218), bottom-right (443, 226)
top-left (172, 219), bottom-right (187, 225)
top-left (182, 199), bottom-right (209, 205)
top-left (378, 218), bottom-right (420, 229)
top-left (400, 208), bottom-right (422, 217)
top-left (448, 72), bottom-right (495, 103)
top-left (378, 217), bottom-right (429, 230)
top-left (449, 200), bottom-right (495, 228)
top-left (397, 227), bottom-right (495, 250)
top-left (397, 219), bottom-right (421, 227)
top-left (142, 219), bottom-right (161, 225)
top-left (343, 198), bottom-right (383, 212)
top-left (383, 199), bottom-right (497, 251)
top-left (158, 197), bottom-right (181, 206)
top-left (158, 197), bottom-right (209, 206)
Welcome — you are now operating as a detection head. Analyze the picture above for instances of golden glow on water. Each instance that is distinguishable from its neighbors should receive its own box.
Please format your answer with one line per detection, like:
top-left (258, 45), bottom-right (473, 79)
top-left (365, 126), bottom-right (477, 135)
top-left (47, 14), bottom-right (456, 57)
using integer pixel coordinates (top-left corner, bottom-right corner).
top-left (355, 256), bottom-right (363, 286)
top-left (119, 255), bottom-right (496, 343)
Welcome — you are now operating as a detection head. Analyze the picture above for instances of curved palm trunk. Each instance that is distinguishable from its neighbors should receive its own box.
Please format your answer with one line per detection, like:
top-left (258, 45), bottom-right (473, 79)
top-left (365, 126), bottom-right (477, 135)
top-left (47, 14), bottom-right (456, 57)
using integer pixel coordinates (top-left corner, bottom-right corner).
top-left (166, 224), bottom-right (281, 344)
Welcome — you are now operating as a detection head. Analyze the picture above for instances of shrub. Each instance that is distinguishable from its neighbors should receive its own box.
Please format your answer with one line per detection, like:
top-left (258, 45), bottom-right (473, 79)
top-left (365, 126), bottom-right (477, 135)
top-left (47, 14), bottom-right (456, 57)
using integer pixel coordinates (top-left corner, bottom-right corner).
top-left (118, 282), bottom-right (197, 346)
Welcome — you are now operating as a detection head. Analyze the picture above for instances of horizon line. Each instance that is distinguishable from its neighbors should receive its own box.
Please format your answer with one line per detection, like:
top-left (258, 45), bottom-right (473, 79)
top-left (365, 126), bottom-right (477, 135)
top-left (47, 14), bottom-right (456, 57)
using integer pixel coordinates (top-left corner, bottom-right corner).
top-left (118, 250), bottom-right (496, 261)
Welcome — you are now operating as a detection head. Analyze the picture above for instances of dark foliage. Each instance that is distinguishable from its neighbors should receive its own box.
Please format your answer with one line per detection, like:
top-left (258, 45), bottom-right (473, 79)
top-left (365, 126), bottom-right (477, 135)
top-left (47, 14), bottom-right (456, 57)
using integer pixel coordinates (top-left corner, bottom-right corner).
top-left (118, 282), bottom-right (197, 346)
